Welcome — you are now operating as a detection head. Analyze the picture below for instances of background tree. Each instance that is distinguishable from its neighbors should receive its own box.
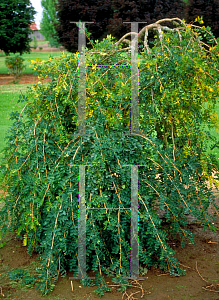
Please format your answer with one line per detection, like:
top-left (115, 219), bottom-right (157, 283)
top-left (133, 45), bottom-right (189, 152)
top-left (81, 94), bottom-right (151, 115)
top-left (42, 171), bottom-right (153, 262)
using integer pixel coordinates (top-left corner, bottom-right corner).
top-left (55, 0), bottom-right (114, 53)
top-left (55, 0), bottom-right (219, 53)
top-left (40, 0), bottom-right (61, 48)
top-left (182, 0), bottom-right (219, 38)
top-left (107, 0), bottom-right (219, 44)
top-left (0, 0), bottom-right (36, 55)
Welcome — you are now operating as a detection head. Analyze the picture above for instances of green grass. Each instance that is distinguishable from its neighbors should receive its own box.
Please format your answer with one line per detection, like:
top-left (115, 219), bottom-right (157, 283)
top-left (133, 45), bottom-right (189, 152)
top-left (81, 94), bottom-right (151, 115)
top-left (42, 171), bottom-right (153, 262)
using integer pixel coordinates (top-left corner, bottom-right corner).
top-left (29, 40), bottom-right (49, 46)
top-left (0, 84), bottom-right (34, 170)
top-left (0, 51), bottom-right (72, 74)
top-left (201, 102), bottom-right (219, 164)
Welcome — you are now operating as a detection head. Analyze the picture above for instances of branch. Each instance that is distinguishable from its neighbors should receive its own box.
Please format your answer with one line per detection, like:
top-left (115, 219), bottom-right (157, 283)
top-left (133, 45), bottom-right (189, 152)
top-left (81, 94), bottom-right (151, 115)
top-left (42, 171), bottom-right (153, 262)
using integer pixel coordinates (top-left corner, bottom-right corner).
top-left (113, 18), bottom-right (187, 51)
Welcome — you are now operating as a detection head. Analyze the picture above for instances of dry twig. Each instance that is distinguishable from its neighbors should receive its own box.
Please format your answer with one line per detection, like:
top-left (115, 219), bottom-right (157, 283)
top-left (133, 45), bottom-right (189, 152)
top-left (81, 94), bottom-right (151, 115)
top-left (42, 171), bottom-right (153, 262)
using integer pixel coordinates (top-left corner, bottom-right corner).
top-left (196, 261), bottom-right (219, 293)
top-left (107, 276), bottom-right (149, 299)
top-left (0, 286), bottom-right (4, 297)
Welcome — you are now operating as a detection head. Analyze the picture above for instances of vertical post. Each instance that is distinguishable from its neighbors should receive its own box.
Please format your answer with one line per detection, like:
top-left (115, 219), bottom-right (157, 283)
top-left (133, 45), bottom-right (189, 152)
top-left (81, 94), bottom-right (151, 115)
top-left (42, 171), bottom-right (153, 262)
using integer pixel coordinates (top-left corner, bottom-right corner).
top-left (69, 164), bottom-right (94, 280)
top-left (69, 20), bottom-right (93, 280)
top-left (78, 22), bottom-right (86, 136)
top-left (130, 22), bottom-right (139, 134)
top-left (123, 22), bottom-right (147, 135)
top-left (123, 21), bottom-right (147, 278)
top-left (130, 165), bottom-right (139, 279)
top-left (123, 164), bottom-right (148, 280)
top-left (78, 165), bottom-right (86, 279)
top-left (70, 21), bottom-right (93, 136)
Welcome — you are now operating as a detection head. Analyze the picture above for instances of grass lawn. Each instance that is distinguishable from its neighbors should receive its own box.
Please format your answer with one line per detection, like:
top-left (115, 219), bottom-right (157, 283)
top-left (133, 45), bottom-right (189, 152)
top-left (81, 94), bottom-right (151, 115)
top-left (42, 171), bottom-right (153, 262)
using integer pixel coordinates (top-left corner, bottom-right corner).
top-left (0, 84), bottom-right (34, 160)
top-left (203, 105), bottom-right (219, 163)
top-left (29, 40), bottom-right (49, 46)
top-left (0, 51), bottom-right (72, 74)
top-left (0, 84), bottom-right (31, 183)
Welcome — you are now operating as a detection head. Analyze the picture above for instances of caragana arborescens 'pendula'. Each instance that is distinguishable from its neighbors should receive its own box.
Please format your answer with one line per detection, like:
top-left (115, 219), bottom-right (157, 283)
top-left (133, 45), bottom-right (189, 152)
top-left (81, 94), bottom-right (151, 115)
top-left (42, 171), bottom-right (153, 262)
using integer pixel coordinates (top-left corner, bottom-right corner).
top-left (0, 17), bottom-right (219, 297)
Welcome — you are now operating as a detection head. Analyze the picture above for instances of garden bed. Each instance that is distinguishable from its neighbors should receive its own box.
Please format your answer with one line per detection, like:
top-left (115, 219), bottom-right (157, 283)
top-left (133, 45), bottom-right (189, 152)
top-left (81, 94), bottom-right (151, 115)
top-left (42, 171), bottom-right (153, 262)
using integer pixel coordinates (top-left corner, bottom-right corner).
top-left (0, 73), bottom-right (52, 85)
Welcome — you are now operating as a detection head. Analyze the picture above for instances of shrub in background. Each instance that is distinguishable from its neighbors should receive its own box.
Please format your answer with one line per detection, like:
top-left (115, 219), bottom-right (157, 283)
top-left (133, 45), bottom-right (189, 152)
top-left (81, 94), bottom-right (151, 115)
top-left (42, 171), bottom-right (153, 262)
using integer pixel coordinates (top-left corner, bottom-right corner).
top-left (5, 54), bottom-right (26, 83)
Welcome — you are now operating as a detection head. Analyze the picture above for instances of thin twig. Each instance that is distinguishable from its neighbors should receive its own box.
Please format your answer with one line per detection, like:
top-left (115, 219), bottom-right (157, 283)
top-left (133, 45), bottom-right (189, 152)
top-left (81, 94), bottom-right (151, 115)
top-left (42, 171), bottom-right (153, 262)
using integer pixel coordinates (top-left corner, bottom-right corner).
top-left (179, 262), bottom-right (192, 269)
top-left (123, 290), bottom-right (140, 300)
top-left (0, 286), bottom-right (4, 297)
top-left (196, 261), bottom-right (209, 284)
top-left (196, 261), bottom-right (219, 293)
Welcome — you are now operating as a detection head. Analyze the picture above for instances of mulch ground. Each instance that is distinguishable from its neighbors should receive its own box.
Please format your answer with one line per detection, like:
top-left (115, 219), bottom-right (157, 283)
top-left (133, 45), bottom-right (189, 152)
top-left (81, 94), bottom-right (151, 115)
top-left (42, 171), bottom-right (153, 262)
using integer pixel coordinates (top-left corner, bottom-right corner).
top-left (30, 47), bottom-right (65, 52)
top-left (0, 73), bottom-right (52, 85)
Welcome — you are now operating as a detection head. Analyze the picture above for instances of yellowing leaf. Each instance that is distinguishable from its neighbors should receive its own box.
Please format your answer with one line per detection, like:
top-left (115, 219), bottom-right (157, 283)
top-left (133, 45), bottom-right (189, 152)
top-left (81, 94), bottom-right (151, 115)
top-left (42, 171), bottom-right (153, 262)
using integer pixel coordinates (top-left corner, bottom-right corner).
top-left (23, 235), bottom-right (27, 247)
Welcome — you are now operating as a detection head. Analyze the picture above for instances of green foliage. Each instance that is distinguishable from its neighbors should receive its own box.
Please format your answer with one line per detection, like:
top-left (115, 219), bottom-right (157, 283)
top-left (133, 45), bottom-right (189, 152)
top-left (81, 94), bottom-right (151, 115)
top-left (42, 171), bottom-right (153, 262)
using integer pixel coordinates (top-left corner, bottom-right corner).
top-left (0, 19), bottom-right (219, 297)
top-left (183, 0), bottom-right (219, 38)
top-left (0, 242), bottom-right (6, 248)
top-left (5, 54), bottom-right (26, 83)
top-left (93, 274), bottom-right (112, 296)
top-left (32, 35), bottom-right (37, 49)
top-left (9, 269), bottom-right (36, 287)
top-left (40, 0), bottom-right (60, 48)
top-left (0, 0), bottom-right (36, 55)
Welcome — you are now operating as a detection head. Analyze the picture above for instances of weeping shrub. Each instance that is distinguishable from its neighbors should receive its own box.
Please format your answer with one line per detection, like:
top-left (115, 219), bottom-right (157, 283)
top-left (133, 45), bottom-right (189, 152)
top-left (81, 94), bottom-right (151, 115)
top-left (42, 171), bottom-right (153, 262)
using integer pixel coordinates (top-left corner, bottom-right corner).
top-left (0, 17), bottom-right (219, 297)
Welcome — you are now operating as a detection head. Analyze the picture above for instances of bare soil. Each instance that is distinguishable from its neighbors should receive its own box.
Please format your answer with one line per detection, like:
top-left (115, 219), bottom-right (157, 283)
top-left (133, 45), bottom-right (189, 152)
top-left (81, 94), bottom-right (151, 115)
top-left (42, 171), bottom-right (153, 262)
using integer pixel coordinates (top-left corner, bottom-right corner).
top-left (0, 73), bottom-right (52, 85)
top-left (29, 46), bottom-right (66, 53)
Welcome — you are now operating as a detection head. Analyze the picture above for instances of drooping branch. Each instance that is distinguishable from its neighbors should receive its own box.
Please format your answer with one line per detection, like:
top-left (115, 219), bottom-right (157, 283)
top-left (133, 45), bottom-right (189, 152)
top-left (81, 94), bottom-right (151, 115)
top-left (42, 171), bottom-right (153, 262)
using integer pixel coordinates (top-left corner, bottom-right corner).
top-left (113, 18), bottom-right (187, 52)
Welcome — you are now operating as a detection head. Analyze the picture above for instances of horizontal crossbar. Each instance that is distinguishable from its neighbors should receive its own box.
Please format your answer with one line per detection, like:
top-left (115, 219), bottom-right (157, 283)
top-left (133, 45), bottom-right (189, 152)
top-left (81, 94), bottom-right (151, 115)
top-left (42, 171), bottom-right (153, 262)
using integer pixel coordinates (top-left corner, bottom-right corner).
top-left (87, 207), bottom-right (131, 210)
top-left (69, 276), bottom-right (148, 280)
